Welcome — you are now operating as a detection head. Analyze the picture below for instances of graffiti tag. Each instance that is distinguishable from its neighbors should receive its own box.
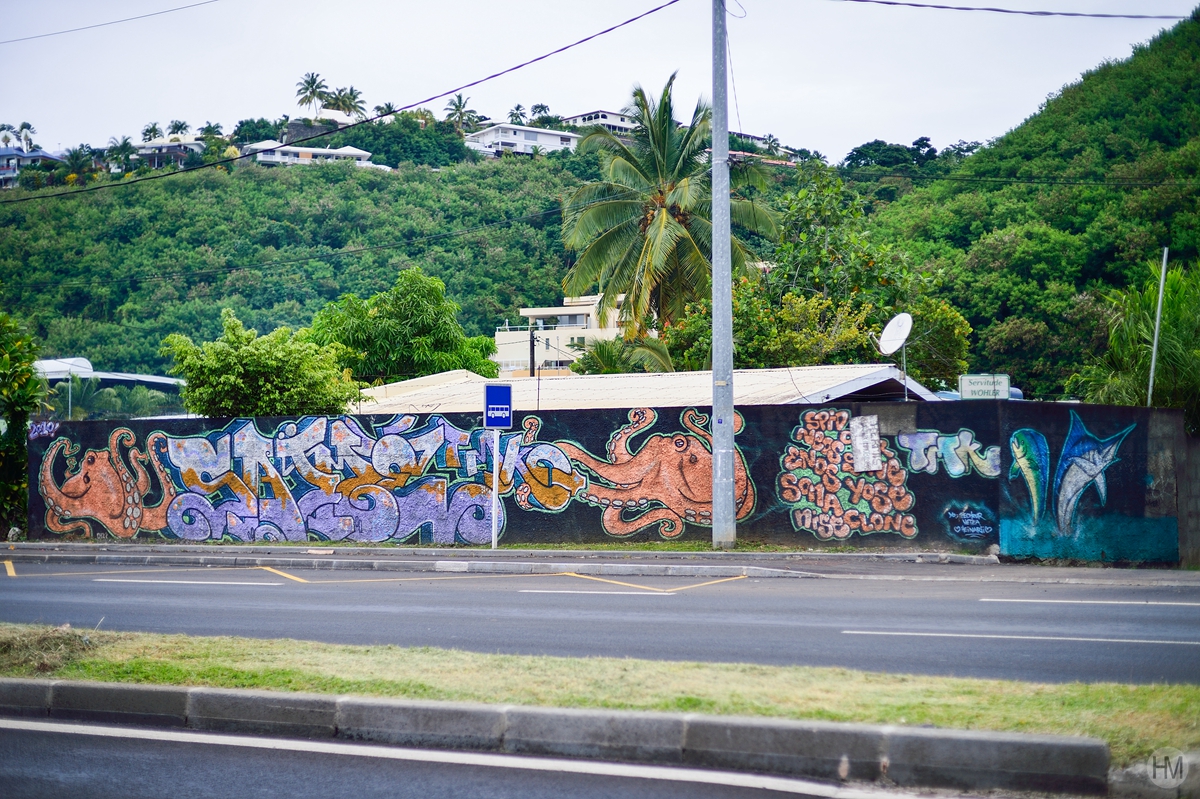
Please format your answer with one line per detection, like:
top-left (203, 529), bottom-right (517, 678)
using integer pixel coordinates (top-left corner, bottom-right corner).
top-left (28, 421), bottom-right (60, 440)
top-left (896, 429), bottom-right (1001, 478)
top-left (777, 409), bottom-right (917, 540)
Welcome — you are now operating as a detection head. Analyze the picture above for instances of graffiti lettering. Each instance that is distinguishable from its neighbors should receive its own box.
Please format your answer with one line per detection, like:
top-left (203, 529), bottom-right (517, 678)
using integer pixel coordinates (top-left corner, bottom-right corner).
top-left (40, 415), bottom-right (586, 543)
top-left (896, 429), bottom-right (1001, 478)
top-left (27, 421), bottom-right (60, 440)
top-left (777, 409), bottom-right (917, 540)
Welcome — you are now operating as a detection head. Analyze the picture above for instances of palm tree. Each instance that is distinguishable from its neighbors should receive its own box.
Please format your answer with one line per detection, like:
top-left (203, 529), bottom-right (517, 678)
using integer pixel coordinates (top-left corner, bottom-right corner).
top-left (342, 86), bottom-right (366, 119)
top-left (168, 120), bottom-right (189, 135)
top-left (141, 122), bottom-right (162, 142)
top-left (106, 136), bottom-right (136, 172)
top-left (530, 103), bottom-right (550, 118)
top-left (561, 73), bottom-right (778, 334)
top-left (508, 104), bottom-right (526, 125)
top-left (444, 94), bottom-right (475, 131)
top-left (199, 121), bottom-right (223, 136)
top-left (405, 108), bottom-right (436, 128)
top-left (62, 145), bottom-right (94, 176)
top-left (763, 134), bottom-right (781, 156)
top-left (0, 131), bottom-right (11, 148)
top-left (444, 94), bottom-right (476, 132)
top-left (17, 122), bottom-right (36, 151)
top-left (296, 72), bottom-right (328, 115)
top-left (374, 102), bottom-right (398, 119)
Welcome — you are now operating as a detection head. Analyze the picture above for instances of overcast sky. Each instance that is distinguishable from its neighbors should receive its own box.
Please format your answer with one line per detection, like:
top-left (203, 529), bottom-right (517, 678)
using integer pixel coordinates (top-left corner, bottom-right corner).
top-left (1, 0), bottom-right (1192, 160)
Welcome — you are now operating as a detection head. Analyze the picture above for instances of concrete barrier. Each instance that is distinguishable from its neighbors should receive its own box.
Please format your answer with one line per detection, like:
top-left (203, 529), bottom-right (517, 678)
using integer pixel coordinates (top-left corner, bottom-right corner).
top-left (0, 679), bottom-right (1111, 793)
top-left (187, 688), bottom-right (336, 738)
top-left (336, 697), bottom-right (505, 750)
top-left (502, 705), bottom-right (685, 763)
top-left (50, 681), bottom-right (188, 727)
top-left (0, 677), bottom-right (53, 717)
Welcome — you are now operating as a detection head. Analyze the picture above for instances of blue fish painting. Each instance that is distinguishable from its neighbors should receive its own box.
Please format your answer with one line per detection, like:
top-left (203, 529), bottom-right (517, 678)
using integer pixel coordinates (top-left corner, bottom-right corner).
top-left (1008, 429), bottom-right (1050, 523)
top-left (1051, 411), bottom-right (1135, 535)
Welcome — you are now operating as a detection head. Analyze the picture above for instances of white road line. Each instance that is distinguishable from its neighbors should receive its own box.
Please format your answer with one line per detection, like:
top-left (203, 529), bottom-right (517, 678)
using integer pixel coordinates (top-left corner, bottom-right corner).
top-left (981, 598), bottom-right (1200, 607)
top-left (843, 631), bottom-right (1200, 646)
top-left (93, 579), bottom-right (283, 586)
top-left (0, 718), bottom-right (919, 798)
top-left (518, 585), bottom-right (676, 590)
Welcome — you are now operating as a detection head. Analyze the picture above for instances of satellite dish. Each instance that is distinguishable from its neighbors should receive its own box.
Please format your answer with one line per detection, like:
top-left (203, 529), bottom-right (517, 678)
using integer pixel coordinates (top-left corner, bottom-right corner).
top-left (878, 313), bottom-right (912, 356)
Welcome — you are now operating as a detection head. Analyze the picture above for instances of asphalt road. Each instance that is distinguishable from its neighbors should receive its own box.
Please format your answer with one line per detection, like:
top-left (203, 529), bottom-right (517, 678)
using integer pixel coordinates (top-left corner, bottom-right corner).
top-left (2, 562), bottom-right (1198, 683)
top-left (0, 721), bottom-right (833, 799)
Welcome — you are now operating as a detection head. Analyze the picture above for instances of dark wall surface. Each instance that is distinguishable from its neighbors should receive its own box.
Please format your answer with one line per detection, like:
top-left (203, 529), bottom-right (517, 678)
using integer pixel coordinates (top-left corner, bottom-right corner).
top-left (26, 401), bottom-right (1183, 562)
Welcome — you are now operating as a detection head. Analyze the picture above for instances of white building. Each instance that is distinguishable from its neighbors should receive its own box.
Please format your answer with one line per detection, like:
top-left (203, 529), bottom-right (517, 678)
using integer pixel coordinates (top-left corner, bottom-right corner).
top-left (561, 110), bottom-right (635, 136)
top-left (242, 140), bottom-right (392, 171)
top-left (494, 294), bottom-right (624, 379)
top-left (135, 135), bottom-right (207, 169)
top-left (464, 124), bottom-right (579, 158)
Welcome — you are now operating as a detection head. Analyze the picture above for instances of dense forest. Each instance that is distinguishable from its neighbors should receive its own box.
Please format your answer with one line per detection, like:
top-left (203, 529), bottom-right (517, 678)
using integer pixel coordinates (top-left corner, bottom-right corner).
top-left (865, 12), bottom-right (1200, 396)
top-left (0, 151), bottom-right (599, 374)
top-left (1, 10), bottom-right (1197, 397)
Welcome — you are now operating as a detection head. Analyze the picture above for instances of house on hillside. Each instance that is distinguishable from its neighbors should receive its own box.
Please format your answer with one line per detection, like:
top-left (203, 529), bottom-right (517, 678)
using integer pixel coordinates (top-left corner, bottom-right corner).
top-left (465, 124), bottom-right (579, 158)
top-left (494, 294), bottom-right (625, 378)
top-left (562, 110), bottom-right (635, 135)
top-left (135, 135), bottom-right (206, 169)
top-left (0, 146), bottom-right (63, 189)
top-left (242, 140), bottom-right (392, 171)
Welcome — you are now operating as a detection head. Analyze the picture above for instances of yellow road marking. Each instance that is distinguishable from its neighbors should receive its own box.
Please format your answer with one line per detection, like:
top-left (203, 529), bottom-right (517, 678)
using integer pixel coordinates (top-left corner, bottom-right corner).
top-left (258, 566), bottom-right (308, 583)
top-left (3, 560), bottom-right (15, 578)
top-left (673, 575), bottom-right (748, 592)
top-left (304, 572), bottom-right (570, 585)
top-left (565, 572), bottom-right (670, 593)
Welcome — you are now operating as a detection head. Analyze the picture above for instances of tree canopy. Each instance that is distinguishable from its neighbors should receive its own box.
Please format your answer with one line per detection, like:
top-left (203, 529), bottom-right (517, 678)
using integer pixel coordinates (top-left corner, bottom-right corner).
top-left (0, 313), bottom-right (45, 528)
top-left (160, 309), bottom-right (361, 417)
top-left (306, 268), bottom-right (498, 383)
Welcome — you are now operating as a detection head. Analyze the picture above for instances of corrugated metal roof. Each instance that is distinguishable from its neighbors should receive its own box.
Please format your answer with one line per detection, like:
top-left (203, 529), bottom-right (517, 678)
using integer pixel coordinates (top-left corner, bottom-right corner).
top-left (356, 365), bottom-right (936, 415)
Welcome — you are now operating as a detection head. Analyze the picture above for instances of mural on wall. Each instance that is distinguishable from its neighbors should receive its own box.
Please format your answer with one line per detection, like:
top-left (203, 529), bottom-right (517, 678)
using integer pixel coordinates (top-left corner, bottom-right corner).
top-left (38, 415), bottom-right (587, 544)
top-left (776, 409), bottom-right (918, 541)
top-left (27, 402), bottom-right (1182, 562)
top-left (896, 429), bottom-right (1002, 478)
top-left (554, 408), bottom-right (755, 537)
top-left (1007, 410), bottom-right (1136, 536)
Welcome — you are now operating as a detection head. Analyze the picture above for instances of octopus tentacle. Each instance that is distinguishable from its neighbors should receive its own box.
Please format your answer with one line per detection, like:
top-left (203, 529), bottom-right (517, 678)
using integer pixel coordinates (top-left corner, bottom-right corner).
top-left (602, 505), bottom-right (683, 538)
top-left (44, 509), bottom-right (92, 537)
top-left (135, 432), bottom-right (180, 532)
top-left (681, 410), bottom-right (712, 446)
top-left (606, 408), bottom-right (656, 463)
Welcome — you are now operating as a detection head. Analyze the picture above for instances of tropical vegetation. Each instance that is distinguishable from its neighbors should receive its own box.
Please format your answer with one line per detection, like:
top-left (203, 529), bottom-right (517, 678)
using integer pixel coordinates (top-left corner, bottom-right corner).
top-left (0, 313), bottom-right (45, 529)
top-left (161, 308), bottom-right (361, 417)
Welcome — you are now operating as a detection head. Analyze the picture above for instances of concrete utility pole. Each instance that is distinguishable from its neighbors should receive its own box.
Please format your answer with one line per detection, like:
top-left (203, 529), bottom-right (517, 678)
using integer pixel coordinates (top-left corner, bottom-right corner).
top-left (1147, 246), bottom-right (1169, 407)
top-left (711, 0), bottom-right (736, 550)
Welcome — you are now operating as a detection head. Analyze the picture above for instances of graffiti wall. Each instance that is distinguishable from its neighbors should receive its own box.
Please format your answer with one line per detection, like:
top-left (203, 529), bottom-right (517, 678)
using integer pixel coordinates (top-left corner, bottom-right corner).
top-left (26, 401), bottom-right (1187, 562)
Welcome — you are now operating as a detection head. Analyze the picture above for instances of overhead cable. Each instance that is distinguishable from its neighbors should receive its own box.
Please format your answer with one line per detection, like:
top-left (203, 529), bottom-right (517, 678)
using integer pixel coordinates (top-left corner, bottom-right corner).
top-left (828, 0), bottom-right (1188, 19)
top-left (0, 0), bottom-right (682, 205)
top-left (0, 0), bottom-right (221, 45)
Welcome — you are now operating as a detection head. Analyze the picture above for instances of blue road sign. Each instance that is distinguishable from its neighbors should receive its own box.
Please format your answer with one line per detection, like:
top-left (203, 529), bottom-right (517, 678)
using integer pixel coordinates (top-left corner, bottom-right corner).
top-left (484, 384), bottom-right (513, 429)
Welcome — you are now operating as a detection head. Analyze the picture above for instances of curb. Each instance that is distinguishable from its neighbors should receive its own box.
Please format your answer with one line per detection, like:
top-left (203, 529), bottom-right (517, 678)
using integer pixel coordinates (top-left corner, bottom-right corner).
top-left (2, 541), bottom-right (1001, 565)
top-left (0, 678), bottom-right (1109, 794)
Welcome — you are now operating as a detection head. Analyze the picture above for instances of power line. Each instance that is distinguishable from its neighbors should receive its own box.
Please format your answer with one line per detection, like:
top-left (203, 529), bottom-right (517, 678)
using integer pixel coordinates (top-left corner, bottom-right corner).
top-left (0, 0), bottom-right (221, 46)
top-left (827, 0), bottom-right (1189, 19)
top-left (0, 0), bottom-right (682, 205)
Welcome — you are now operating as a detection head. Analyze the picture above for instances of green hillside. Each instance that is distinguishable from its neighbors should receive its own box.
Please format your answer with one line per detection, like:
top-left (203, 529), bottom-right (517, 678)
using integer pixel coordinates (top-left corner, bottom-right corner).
top-left (0, 154), bottom-right (594, 374)
top-left (872, 10), bottom-right (1200, 397)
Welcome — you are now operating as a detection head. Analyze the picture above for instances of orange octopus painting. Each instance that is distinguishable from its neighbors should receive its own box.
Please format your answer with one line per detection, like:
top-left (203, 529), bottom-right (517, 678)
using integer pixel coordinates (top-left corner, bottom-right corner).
top-left (555, 408), bottom-right (755, 538)
top-left (38, 428), bottom-right (177, 539)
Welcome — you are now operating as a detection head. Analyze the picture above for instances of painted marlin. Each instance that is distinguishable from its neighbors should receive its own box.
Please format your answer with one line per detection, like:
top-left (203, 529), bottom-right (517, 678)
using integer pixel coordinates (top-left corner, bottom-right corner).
top-left (1051, 411), bottom-right (1135, 534)
top-left (1008, 429), bottom-right (1050, 523)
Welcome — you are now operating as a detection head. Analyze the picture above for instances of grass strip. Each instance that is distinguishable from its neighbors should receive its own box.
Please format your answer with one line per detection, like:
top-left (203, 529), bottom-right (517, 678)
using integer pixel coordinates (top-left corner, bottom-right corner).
top-left (1, 622), bottom-right (1194, 766)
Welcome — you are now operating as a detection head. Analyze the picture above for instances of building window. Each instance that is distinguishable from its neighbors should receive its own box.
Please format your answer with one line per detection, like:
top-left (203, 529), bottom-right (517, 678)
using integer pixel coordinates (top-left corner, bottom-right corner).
top-left (524, 131), bottom-right (537, 141)
top-left (601, 114), bottom-right (607, 119)
top-left (560, 137), bottom-right (570, 145)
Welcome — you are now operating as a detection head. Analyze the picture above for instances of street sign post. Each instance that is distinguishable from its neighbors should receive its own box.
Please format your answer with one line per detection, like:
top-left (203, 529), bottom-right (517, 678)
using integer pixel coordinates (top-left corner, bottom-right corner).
top-left (958, 374), bottom-right (1010, 400)
top-left (483, 384), bottom-right (512, 550)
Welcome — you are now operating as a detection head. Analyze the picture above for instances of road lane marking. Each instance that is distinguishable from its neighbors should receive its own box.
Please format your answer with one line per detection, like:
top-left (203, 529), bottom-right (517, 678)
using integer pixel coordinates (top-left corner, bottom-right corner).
top-left (674, 575), bottom-right (747, 591)
top-left (41, 566), bottom-right (253, 578)
top-left (258, 566), bottom-right (308, 583)
top-left (843, 631), bottom-right (1200, 646)
top-left (981, 598), bottom-right (1200, 607)
top-left (3, 560), bottom-right (14, 577)
top-left (520, 585), bottom-right (676, 590)
top-left (94, 579), bottom-right (283, 586)
top-left (303, 572), bottom-right (570, 585)
top-left (0, 719), bottom-right (902, 797)
top-left (565, 572), bottom-right (670, 593)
